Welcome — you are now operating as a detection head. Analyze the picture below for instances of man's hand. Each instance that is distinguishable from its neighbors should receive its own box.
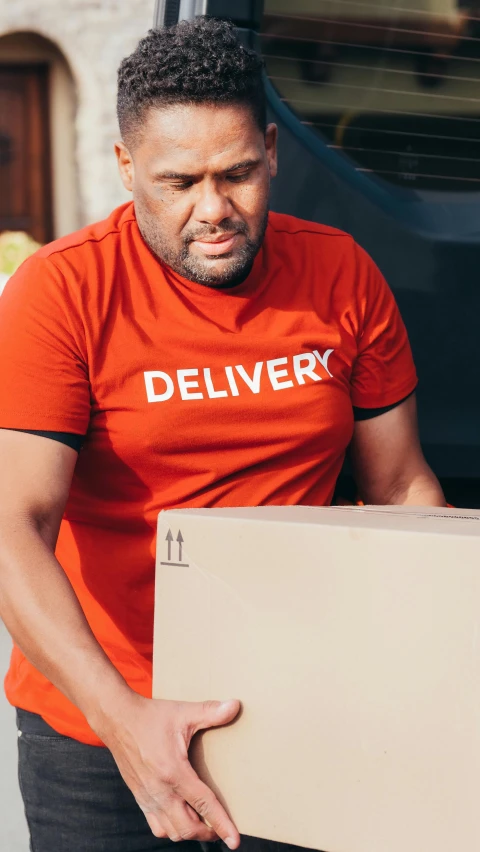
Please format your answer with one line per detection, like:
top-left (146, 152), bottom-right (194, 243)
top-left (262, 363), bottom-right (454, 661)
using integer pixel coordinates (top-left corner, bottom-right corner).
top-left (95, 693), bottom-right (241, 848)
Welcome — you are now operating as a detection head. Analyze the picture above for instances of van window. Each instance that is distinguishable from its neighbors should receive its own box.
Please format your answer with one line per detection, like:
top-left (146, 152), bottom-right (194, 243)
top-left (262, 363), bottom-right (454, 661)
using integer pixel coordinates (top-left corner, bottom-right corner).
top-left (260, 1), bottom-right (480, 192)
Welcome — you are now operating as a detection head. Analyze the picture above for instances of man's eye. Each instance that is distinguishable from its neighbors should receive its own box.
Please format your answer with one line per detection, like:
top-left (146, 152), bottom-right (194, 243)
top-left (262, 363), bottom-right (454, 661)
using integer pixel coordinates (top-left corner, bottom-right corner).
top-left (170, 182), bottom-right (192, 191)
top-left (228, 172), bottom-right (250, 183)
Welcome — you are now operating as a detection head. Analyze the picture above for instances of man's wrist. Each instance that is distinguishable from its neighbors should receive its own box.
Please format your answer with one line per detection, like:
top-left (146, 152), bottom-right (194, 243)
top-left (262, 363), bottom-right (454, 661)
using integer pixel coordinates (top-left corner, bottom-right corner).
top-left (78, 668), bottom-right (138, 740)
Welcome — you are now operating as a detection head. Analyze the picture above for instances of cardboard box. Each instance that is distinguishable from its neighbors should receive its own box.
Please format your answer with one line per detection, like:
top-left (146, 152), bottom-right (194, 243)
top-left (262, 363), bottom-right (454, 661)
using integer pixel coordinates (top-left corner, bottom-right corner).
top-left (153, 506), bottom-right (480, 852)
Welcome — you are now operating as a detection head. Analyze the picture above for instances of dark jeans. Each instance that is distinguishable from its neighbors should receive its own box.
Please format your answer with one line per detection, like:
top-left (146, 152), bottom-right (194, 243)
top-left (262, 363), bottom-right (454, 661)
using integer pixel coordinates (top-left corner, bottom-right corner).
top-left (16, 709), bottom-right (317, 852)
top-left (16, 708), bottom-right (202, 852)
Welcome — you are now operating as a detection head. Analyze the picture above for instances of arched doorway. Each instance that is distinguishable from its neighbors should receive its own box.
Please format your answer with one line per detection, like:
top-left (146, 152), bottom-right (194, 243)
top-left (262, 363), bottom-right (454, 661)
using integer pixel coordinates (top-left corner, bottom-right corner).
top-left (0, 31), bottom-right (79, 244)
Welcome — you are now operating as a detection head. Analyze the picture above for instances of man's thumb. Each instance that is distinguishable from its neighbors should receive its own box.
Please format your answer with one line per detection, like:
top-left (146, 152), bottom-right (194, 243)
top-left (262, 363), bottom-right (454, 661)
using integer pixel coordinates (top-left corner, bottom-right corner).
top-left (190, 699), bottom-right (240, 734)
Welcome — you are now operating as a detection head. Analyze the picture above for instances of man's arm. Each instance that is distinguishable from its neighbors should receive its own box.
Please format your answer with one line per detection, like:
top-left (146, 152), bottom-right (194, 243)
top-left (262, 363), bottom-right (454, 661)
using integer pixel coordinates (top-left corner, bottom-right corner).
top-left (0, 429), bottom-right (240, 848)
top-left (350, 394), bottom-right (445, 506)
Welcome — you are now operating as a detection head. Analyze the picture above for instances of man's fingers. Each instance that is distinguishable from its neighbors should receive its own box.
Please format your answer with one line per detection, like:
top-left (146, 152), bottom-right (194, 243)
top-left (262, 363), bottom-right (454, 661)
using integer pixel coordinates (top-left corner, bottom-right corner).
top-left (136, 802), bottom-right (168, 837)
top-left (143, 811), bottom-right (169, 838)
top-left (142, 796), bottom-right (218, 843)
top-left (161, 799), bottom-right (218, 843)
top-left (184, 698), bottom-right (240, 736)
top-left (178, 768), bottom-right (240, 850)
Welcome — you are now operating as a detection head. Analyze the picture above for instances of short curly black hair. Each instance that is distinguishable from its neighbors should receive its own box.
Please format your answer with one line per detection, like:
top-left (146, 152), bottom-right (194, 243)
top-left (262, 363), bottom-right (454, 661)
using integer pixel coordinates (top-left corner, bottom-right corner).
top-left (117, 17), bottom-right (266, 145)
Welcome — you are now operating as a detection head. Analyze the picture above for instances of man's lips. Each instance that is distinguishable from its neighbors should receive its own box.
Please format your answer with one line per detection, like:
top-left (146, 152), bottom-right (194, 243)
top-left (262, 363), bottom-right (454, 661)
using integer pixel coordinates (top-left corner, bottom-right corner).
top-left (191, 233), bottom-right (240, 257)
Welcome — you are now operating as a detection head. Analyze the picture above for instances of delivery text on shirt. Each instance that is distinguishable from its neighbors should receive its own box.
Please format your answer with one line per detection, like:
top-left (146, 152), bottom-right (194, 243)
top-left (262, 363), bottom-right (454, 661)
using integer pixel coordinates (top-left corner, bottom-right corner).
top-left (144, 349), bottom-right (334, 402)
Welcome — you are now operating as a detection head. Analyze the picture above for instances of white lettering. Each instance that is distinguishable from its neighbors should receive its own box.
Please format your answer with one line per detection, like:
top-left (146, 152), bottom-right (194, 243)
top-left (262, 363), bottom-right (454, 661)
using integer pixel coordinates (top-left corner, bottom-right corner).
top-left (204, 368), bottom-right (228, 399)
top-left (293, 353), bottom-right (322, 385)
top-left (144, 371), bottom-right (175, 403)
top-left (235, 361), bottom-right (263, 394)
top-left (313, 349), bottom-right (334, 378)
top-left (177, 369), bottom-right (203, 401)
top-left (145, 351), bottom-right (334, 403)
top-left (267, 357), bottom-right (294, 391)
top-left (225, 366), bottom-right (239, 397)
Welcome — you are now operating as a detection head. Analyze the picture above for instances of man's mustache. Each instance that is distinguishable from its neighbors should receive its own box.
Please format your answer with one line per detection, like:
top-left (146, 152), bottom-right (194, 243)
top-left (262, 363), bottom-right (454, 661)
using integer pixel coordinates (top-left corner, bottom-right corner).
top-left (184, 221), bottom-right (249, 244)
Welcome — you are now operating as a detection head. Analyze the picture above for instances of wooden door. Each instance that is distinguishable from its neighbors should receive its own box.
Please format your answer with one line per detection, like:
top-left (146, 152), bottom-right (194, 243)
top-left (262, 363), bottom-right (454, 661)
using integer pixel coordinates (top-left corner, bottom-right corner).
top-left (0, 64), bottom-right (53, 244)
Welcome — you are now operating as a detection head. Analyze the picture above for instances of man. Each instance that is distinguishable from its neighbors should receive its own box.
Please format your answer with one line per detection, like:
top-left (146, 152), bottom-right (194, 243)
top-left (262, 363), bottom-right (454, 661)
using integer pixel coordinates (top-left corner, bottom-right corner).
top-left (0, 16), bottom-right (444, 852)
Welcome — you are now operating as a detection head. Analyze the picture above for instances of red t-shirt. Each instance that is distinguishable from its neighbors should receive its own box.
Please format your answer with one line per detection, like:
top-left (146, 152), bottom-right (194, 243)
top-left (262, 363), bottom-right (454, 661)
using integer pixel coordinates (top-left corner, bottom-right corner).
top-left (0, 204), bottom-right (417, 744)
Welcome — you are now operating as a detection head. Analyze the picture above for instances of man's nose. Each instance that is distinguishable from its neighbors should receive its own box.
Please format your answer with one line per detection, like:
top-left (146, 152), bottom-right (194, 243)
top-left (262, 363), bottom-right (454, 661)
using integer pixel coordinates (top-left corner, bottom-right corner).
top-left (194, 181), bottom-right (234, 225)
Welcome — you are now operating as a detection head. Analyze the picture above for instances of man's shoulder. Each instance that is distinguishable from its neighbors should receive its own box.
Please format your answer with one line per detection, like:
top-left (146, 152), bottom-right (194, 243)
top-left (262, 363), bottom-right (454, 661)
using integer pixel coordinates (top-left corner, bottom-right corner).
top-left (266, 213), bottom-right (376, 290)
top-left (268, 212), bottom-right (354, 244)
top-left (5, 204), bottom-right (136, 308)
top-left (37, 203), bottom-right (135, 263)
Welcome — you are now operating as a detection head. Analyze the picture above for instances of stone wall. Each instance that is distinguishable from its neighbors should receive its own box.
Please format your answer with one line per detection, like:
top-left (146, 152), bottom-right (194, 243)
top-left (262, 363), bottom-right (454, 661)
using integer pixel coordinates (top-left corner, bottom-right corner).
top-left (0, 0), bottom-right (154, 227)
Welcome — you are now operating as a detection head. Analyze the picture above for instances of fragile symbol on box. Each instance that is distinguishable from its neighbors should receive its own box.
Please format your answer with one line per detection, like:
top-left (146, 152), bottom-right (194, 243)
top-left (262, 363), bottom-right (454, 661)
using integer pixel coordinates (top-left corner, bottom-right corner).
top-left (160, 529), bottom-right (189, 567)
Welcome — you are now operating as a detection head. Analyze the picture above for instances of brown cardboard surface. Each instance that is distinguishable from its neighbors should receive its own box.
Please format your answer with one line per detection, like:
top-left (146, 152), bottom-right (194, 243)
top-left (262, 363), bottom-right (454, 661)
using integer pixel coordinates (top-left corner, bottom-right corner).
top-left (153, 506), bottom-right (480, 852)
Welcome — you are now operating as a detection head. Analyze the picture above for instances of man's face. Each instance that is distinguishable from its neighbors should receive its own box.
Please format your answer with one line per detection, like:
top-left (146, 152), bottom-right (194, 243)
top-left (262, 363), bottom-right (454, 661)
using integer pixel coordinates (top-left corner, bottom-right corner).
top-left (115, 103), bottom-right (277, 287)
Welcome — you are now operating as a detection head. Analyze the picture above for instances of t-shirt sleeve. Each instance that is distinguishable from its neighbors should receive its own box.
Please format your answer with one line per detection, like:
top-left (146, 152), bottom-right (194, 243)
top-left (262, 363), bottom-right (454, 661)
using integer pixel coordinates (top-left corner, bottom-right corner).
top-left (350, 243), bottom-right (418, 409)
top-left (0, 255), bottom-right (90, 434)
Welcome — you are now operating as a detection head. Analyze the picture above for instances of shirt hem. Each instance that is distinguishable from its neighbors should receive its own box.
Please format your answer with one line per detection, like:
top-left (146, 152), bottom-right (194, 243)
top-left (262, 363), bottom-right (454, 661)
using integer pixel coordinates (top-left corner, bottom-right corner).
top-left (0, 419), bottom-right (87, 435)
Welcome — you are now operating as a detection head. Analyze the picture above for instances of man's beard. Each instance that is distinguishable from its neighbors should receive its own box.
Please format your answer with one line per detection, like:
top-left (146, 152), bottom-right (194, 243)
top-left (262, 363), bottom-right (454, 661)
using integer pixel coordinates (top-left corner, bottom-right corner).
top-left (137, 210), bottom-right (269, 289)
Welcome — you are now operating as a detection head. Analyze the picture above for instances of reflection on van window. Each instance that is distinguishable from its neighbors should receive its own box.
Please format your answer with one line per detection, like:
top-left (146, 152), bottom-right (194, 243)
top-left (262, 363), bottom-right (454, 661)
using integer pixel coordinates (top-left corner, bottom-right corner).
top-left (261, 0), bottom-right (480, 191)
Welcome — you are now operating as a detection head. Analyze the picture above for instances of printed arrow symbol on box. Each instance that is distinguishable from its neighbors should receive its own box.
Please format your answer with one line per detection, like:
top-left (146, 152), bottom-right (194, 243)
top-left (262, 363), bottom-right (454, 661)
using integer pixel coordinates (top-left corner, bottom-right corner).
top-left (177, 530), bottom-right (184, 562)
top-left (166, 529), bottom-right (173, 561)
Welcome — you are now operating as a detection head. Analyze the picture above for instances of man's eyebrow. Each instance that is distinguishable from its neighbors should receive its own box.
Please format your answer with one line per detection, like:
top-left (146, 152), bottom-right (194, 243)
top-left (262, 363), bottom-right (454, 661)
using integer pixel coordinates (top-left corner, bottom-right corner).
top-left (153, 171), bottom-right (195, 181)
top-left (153, 159), bottom-right (261, 181)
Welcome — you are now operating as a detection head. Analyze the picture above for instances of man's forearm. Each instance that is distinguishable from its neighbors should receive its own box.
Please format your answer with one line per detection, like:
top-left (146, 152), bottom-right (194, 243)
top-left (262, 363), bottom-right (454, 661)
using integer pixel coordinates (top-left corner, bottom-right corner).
top-left (0, 516), bottom-right (131, 733)
top-left (388, 475), bottom-right (446, 506)
top-left (351, 396), bottom-right (447, 508)
top-left (361, 464), bottom-right (446, 507)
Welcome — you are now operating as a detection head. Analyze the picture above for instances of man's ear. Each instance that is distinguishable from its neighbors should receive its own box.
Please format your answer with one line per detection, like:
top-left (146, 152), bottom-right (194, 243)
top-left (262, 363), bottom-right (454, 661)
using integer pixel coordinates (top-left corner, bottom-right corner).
top-left (114, 141), bottom-right (134, 192)
top-left (265, 123), bottom-right (278, 179)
